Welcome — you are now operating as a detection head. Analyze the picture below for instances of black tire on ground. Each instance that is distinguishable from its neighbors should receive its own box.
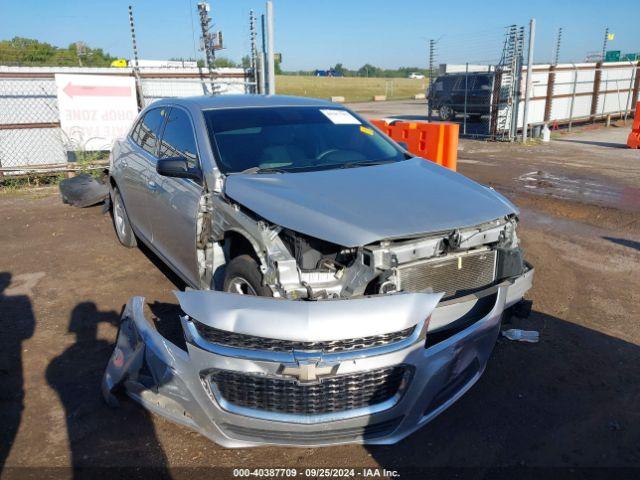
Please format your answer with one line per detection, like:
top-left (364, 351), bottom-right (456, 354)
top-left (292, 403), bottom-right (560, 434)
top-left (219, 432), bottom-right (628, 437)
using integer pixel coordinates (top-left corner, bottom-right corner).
top-left (111, 187), bottom-right (137, 248)
top-left (223, 254), bottom-right (272, 297)
top-left (438, 103), bottom-right (456, 121)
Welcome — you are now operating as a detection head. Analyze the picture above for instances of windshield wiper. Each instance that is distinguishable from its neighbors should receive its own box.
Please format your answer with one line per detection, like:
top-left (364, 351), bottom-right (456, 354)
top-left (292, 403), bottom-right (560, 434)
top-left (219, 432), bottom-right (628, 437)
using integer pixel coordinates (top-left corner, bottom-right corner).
top-left (238, 166), bottom-right (288, 174)
top-left (338, 159), bottom-right (397, 169)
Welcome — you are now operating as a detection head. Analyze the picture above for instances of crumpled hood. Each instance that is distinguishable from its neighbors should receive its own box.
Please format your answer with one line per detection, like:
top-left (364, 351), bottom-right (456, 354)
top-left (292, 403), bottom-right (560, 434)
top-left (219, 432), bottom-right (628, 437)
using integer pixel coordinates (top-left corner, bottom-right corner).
top-left (224, 158), bottom-right (517, 247)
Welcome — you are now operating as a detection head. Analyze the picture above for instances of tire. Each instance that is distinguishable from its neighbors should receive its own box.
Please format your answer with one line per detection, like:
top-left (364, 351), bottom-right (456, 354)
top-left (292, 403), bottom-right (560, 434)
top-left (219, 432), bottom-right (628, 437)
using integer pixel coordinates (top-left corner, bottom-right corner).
top-left (223, 255), bottom-right (272, 297)
top-left (438, 103), bottom-right (456, 121)
top-left (111, 187), bottom-right (137, 248)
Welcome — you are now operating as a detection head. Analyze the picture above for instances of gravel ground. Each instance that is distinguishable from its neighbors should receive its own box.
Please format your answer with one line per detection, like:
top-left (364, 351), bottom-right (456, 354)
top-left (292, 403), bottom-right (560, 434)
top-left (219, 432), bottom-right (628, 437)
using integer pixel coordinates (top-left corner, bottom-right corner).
top-left (1, 118), bottom-right (639, 479)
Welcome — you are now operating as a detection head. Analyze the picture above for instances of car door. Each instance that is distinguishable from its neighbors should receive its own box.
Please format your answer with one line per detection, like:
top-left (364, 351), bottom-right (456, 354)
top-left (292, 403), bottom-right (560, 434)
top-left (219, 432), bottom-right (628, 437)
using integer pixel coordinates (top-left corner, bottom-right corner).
top-left (469, 74), bottom-right (493, 114)
top-left (147, 106), bottom-right (203, 287)
top-left (450, 76), bottom-right (467, 112)
top-left (120, 107), bottom-right (168, 241)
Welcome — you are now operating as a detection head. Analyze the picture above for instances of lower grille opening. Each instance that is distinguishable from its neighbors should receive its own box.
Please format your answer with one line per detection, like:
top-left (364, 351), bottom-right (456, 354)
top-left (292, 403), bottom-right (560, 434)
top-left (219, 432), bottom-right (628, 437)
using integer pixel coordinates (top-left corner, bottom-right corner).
top-left (221, 417), bottom-right (403, 443)
top-left (210, 365), bottom-right (410, 416)
top-left (425, 292), bottom-right (498, 348)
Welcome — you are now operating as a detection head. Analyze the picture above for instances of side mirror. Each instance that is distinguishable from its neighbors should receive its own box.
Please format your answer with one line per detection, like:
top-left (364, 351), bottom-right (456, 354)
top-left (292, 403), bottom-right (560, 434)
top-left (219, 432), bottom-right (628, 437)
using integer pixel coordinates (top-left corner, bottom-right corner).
top-left (156, 157), bottom-right (201, 181)
top-left (480, 84), bottom-right (492, 91)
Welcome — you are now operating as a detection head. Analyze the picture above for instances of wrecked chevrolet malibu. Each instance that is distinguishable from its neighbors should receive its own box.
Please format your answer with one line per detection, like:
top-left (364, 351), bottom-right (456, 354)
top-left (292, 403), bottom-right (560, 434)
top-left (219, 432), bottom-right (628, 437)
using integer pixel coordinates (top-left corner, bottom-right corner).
top-left (103, 95), bottom-right (533, 447)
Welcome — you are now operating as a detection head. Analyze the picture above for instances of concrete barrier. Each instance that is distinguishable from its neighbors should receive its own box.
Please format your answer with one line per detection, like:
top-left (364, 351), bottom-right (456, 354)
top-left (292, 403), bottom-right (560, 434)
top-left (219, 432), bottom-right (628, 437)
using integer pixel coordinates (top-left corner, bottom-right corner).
top-left (372, 95), bottom-right (387, 102)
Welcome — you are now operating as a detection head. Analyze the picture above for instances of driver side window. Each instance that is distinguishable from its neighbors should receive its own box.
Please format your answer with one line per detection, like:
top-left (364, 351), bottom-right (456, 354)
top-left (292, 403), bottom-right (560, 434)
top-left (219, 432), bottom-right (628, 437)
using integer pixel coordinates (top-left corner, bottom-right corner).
top-left (158, 108), bottom-right (199, 170)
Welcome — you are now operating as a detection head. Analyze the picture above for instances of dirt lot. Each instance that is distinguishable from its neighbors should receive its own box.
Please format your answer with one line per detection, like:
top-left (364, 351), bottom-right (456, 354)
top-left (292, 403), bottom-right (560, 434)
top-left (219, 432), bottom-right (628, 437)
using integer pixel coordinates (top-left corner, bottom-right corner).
top-left (1, 117), bottom-right (640, 478)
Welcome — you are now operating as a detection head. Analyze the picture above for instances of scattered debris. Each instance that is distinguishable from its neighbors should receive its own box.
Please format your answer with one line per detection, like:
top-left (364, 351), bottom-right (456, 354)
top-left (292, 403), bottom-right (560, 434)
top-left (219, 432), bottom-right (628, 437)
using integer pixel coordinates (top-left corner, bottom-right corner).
top-left (59, 174), bottom-right (108, 208)
top-left (502, 328), bottom-right (540, 343)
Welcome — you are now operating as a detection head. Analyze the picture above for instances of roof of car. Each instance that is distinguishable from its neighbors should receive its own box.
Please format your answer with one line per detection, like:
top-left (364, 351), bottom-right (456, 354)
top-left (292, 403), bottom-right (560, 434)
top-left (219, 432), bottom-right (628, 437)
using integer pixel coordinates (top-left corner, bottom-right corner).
top-left (153, 94), bottom-right (337, 110)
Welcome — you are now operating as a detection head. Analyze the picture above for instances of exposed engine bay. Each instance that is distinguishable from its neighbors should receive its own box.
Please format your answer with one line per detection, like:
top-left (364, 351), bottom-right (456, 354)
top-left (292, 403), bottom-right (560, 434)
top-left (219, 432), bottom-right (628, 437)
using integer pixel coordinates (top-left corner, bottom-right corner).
top-left (201, 192), bottom-right (525, 302)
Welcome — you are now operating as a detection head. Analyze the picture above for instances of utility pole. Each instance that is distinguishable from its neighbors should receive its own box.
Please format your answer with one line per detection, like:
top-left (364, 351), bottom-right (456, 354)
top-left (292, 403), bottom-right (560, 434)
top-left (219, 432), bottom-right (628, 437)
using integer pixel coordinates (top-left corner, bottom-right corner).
top-left (249, 10), bottom-right (259, 93)
top-left (265, 0), bottom-right (276, 95)
top-left (522, 18), bottom-right (535, 143)
top-left (601, 27), bottom-right (609, 62)
top-left (198, 2), bottom-right (217, 94)
top-left (128, 5), bottom-right (143, 109)
top-left (75, 42), bottom-right (87, 67)
top-left (428, 39), bottom-right (436, 121)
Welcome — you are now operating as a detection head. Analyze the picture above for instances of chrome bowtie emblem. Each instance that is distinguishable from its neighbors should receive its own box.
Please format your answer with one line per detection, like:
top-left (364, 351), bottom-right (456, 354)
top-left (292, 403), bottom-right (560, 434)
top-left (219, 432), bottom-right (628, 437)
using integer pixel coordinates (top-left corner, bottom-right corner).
top-left (279, 351), bottom-right (338, 383)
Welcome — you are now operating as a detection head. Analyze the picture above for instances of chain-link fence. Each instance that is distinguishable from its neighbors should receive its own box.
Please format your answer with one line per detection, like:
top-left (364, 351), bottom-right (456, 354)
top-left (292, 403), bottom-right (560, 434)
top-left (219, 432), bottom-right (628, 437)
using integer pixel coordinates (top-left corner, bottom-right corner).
top-left (427, 27), bottom-right (515, 139)
top-left (0, 67), bottom-right (253, 175)
top-left (427, 65), bottom-right (496, 138)
top-left (0, 77), bottom-right (67, 172)
top-left (140, 76), bottom-right (254, 105)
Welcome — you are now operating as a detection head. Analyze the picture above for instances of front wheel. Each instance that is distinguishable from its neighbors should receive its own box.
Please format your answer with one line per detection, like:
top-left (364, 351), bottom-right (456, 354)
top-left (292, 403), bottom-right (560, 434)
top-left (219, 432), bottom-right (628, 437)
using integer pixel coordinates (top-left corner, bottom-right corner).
top-left (438, 104), bottom-right (456, 121)
top-left (223, 255), bottom-right (272, 297)
top-left (112, 187), bottom-right (137, 248)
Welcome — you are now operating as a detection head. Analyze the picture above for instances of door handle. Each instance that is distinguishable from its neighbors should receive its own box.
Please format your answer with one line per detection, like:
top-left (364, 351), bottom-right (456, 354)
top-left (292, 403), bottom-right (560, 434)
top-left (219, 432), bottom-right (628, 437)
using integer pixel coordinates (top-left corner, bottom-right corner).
top-left (147, 180), bottom-right (158, 191)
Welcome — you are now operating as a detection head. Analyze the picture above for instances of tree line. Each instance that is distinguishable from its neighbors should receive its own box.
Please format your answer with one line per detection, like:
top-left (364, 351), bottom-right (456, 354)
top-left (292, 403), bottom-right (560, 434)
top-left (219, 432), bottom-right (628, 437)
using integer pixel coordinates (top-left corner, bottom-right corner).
top-left (0, 37), bottom-right (115, 67)
top-left (0, 37), bottom-right (423, 78)
top-left (284, 63), bottom-right (430, 78)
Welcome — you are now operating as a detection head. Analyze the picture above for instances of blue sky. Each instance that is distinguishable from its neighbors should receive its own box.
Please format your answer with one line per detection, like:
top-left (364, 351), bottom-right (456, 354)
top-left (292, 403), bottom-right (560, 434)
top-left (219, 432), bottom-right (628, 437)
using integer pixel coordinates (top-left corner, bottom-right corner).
top-left (1, 0), bottom-right (639, 69)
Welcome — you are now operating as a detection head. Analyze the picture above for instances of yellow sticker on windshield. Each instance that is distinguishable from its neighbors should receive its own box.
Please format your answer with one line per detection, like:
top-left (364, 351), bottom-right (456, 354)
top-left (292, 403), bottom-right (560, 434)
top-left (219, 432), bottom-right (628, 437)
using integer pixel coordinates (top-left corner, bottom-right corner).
top-left (360, 126), bottom-right (374, 135)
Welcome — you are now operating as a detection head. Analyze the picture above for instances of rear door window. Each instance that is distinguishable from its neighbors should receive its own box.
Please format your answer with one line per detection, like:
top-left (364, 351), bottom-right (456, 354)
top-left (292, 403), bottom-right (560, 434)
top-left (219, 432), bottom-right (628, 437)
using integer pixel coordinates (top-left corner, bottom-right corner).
top-left (158, 108), bottom-right (199, 170)
top-left (474, 75), bottom-right (493, 91)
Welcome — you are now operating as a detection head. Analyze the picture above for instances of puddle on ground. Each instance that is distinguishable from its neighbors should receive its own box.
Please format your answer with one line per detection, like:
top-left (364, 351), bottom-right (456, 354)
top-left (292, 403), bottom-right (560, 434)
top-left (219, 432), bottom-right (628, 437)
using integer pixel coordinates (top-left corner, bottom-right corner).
top-left (516, 170), bottom-right (640, 211)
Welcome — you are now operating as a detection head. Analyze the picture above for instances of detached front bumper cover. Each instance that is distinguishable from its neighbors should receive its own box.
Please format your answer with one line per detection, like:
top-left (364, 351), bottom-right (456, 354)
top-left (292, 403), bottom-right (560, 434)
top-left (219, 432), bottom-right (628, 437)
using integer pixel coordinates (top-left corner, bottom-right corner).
top-left (102, 267), bottom-right (533, 447)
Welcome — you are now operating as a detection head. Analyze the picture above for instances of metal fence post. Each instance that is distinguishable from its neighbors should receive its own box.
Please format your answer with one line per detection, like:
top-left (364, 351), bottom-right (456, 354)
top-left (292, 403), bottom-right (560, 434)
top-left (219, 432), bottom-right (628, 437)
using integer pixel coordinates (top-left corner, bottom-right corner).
top-left (600, 69), bottom-right (608, 117)
top-left (568, 65), bottom-right (578, 131)
top-left (591, 62), bottom-right (603, 122)
top-left (463, 63), bottom-right (468, 136)
top-left (522, 18), bottom-right (535, 142)
top-left (265, 0), bottom-right (276, 95)
top-left (624, 63), bottom-right (637, 123)
top-left (428, 39), bottom-right (435, 121)
top-left (633, 61), bottom-right (640, 107)
top-left (544, 65), bottom-right (556, 123)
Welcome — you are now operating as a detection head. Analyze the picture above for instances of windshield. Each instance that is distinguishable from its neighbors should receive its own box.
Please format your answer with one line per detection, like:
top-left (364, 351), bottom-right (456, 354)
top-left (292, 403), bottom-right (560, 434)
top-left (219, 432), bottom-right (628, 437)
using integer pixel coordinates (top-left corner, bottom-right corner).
top-left (203, 106), bottom-right (406, 174)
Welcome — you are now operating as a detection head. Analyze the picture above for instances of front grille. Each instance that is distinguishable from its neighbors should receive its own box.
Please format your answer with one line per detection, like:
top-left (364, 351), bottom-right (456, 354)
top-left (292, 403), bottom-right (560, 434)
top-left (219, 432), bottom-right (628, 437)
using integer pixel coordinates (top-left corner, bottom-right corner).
top-left (210, 365), bottom-right (409, 415)
top-left (194, 324), bottom-right (415, 353)
top-left (397, 249), bottom-right (496, 298)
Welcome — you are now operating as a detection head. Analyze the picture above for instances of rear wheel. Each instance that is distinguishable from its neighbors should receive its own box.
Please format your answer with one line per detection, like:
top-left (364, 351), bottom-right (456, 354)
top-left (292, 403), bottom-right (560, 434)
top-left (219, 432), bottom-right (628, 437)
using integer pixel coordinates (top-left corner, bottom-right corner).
top-left (438, 103), bottom-right (456, 121)
top-left (223, 255), bottom-right (272, 297)
top-left (112, 187), bottom-right (137, 248)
